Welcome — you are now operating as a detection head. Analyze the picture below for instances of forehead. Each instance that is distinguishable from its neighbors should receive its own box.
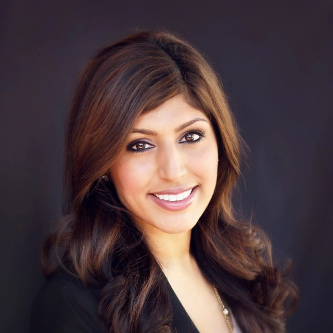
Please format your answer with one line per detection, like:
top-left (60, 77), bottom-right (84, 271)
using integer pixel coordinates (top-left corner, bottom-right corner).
top-left (134, 95), bottom-right (209, 129)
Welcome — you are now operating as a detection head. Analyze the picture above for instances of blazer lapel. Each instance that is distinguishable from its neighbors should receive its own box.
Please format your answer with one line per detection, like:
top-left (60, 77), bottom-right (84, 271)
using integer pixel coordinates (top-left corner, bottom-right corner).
top-left (165, 278), bottom-right (200, 333)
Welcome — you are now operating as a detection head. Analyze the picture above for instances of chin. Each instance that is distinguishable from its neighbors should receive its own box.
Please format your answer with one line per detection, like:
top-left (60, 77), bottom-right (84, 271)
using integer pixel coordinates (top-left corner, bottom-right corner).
top-left (151, 216), bottom-right (200, 235)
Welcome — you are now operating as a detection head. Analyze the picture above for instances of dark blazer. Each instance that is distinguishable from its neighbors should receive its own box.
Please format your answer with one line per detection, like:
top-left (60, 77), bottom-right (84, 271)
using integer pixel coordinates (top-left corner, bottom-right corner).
top-left (30, 269), bottom-right (199, 333)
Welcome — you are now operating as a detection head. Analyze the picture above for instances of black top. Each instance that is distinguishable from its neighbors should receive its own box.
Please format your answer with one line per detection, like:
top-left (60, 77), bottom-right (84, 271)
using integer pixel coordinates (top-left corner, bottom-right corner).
top-left (30, 269), bottom-right (199, 333)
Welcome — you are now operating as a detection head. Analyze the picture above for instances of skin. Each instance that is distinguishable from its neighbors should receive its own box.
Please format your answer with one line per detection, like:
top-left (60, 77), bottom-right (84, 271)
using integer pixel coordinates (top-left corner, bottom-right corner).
top-left (110, 94), bottom-right (232, 332)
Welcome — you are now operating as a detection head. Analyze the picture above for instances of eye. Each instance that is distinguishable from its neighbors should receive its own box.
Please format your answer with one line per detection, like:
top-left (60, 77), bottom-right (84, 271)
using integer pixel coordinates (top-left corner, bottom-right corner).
top-left (179, 129), bottom-right (205, 144)
top-left (127, 140), bottom-right (155, 153)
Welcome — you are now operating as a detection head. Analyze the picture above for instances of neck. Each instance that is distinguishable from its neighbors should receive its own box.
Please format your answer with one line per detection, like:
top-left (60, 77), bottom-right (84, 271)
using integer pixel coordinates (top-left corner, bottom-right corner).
top-left (143, 228), bottom-right (193, 269)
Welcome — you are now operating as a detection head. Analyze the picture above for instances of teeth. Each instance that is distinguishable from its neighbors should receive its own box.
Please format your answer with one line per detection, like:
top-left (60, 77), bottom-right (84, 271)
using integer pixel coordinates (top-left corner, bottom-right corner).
top-left (155, 189), bottom-right (192, 201)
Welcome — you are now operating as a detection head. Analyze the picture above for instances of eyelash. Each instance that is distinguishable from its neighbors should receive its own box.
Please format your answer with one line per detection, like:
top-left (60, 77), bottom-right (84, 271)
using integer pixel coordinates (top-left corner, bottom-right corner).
top-left (126, 128), bottom-right (206, 153)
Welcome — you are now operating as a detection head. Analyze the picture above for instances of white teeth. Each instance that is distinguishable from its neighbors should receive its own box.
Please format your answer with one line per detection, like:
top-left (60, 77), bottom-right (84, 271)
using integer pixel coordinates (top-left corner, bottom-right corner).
top-left (155, 189), bottom-right (192, 201)
top-left (169, 195), bottom-right (177, 201)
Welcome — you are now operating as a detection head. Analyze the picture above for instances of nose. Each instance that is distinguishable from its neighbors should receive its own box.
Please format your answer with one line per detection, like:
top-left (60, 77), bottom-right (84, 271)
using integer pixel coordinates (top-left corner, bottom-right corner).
top-left (157, 143), bottom-right (187, 182)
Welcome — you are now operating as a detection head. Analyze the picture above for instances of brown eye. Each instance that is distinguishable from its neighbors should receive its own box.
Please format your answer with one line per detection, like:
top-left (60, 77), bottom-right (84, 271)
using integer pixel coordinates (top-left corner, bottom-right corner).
top-left (180, 130), bottom-right (204, 144)
top-left (127, 140), bottom-right (155, 152)
top-left (136, 142), bottom-right (146, 149)
top-left (185, 133), bottom-right (196, 141)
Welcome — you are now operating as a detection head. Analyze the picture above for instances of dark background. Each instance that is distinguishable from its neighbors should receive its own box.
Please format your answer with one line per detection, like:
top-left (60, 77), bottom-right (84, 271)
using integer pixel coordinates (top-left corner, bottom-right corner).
top-left (1, 1), bottom-right (332, 332)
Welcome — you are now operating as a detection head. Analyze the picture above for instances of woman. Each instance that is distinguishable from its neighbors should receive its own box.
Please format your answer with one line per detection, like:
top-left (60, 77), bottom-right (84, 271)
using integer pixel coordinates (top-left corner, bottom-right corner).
top-left (31, 30), bottom-right (298, 333)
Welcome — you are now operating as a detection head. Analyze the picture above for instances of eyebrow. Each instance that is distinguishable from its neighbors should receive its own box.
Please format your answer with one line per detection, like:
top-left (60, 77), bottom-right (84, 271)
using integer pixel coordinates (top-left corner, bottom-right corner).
top-left (131, 118), bottom-right (208, 135)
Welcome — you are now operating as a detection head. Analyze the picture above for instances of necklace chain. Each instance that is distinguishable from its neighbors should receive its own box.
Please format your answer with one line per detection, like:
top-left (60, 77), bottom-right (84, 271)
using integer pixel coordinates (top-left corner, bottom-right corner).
top-left (212, 285), bottom-right (233, 333)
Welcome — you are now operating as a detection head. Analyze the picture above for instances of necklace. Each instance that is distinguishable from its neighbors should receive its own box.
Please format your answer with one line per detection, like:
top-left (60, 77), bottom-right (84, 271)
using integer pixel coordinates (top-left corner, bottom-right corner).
top-left (212, 285), bottom-right (233, 333)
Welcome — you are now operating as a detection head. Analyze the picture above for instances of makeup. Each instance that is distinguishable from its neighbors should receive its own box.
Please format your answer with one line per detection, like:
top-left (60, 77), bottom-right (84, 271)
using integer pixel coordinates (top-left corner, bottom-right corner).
top-left (149, 186), bottom-right (199, 211)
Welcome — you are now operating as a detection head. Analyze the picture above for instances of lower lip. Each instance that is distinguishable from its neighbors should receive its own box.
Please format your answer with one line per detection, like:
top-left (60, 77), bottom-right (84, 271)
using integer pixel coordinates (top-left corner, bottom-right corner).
top-left (149, 186), bottom-right (199, 212)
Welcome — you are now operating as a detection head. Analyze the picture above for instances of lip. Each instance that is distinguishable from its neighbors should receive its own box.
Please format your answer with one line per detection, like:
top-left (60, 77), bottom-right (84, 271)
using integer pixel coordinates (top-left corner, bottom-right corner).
top-left (152, 186), bottom-right (195, 195)
top-left (149, 186), bottom-right (199, 211)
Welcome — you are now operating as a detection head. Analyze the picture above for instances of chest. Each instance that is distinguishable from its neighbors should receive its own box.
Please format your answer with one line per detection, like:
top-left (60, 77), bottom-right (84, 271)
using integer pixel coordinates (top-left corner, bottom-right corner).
top-left (167, 276), bottom-right (232, 333)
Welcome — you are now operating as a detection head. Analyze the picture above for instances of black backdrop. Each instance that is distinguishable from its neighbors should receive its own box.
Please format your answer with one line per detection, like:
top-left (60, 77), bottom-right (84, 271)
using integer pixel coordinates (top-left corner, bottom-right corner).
top-left (1, 1), bottom-right (332, 332)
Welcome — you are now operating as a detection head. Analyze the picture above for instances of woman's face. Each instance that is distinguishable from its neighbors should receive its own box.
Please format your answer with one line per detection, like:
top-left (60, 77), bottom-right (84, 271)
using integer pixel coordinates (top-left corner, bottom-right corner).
top-left (109, 94), bottom-right (219, 236)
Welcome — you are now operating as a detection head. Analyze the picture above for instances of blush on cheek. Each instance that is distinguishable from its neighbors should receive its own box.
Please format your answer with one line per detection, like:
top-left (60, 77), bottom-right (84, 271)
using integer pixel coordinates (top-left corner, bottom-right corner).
top-left (111, 164), bottom-right (147, 200)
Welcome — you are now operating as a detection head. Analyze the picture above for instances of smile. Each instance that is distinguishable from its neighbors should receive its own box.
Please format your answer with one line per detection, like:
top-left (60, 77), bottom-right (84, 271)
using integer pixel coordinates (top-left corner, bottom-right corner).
top-left (154, 189), bottom-right (192, 202)
top-left (150, 186), bottom-right (198, 212)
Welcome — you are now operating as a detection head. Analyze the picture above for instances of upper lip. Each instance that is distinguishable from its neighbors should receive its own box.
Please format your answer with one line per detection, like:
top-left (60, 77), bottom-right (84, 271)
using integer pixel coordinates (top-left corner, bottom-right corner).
top-left (151, 186), bottom-right (196, 195)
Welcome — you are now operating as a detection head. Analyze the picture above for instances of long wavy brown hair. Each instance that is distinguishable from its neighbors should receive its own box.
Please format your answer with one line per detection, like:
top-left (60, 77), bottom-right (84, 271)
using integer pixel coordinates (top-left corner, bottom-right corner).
top-left (43, 30), bottom-right (298, 333)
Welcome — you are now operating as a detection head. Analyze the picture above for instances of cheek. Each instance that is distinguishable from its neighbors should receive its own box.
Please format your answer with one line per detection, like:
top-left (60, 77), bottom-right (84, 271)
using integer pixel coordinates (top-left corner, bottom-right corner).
top-left (110, 158), bottom-right (153, 201)
top-left (193, 142), bottom-right (219, 180)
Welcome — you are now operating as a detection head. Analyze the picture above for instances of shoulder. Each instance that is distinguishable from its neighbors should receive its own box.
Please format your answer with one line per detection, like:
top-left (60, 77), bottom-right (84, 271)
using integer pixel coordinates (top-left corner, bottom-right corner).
top-left (30, 269), bottom-right (106, 333)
